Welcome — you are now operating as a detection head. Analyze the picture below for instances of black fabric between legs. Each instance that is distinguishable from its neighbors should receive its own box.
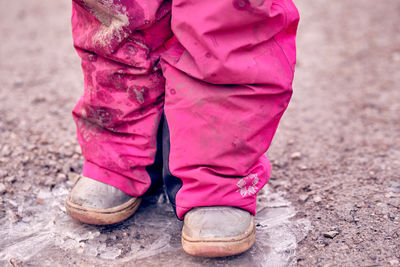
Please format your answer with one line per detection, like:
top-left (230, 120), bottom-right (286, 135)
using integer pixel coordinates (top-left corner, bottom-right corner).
top-left (162, 113), bottom-right (183, 219)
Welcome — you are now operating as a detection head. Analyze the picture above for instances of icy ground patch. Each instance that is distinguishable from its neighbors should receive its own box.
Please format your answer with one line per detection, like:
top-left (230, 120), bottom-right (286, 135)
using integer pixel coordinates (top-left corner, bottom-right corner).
top-left (0, 184), bottom-right (310, 266)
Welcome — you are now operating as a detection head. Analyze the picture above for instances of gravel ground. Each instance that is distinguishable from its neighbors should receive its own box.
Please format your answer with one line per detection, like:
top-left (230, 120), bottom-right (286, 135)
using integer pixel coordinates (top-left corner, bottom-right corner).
top-left (0, 0), bottom-right (399, 266)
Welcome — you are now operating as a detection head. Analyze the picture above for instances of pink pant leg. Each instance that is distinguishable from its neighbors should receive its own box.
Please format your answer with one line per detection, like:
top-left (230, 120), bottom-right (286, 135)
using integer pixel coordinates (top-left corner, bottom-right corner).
top-left (71, 0), bottom-right (172, 196)
top-left (161, 0), bottom-right (299, 219)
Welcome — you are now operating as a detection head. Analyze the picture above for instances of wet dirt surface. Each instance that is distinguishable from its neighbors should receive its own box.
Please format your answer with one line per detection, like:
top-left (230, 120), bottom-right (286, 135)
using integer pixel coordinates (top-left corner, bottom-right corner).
top-left (0, 0), bottom-right (399, 266)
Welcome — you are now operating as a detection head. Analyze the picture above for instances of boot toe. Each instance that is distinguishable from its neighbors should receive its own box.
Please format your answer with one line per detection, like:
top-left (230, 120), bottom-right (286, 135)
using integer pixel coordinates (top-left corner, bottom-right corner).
top-left (66, 176), bottom-right (141, 225)
top-left (182, 206), bottom-right (255, 257)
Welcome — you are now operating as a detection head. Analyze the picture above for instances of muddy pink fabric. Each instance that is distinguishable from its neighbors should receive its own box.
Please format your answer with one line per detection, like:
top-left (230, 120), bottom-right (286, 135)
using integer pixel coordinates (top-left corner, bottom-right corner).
top-left (71, 0), bottom-right (299, 219)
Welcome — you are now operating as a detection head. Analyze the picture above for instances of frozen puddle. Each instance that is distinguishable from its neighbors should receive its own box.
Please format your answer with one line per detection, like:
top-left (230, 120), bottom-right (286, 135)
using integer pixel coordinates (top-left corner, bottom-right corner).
top-left (0, 184), bottom-right (310, 266)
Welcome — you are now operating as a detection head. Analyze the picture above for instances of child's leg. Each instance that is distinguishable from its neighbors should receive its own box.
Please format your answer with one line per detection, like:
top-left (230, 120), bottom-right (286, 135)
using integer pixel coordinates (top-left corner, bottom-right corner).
top-left (70, 0), bottom-right (172, 196)
top-left (161, 0), bottom-right (299, 256)
top-left (162, 0), bottom-right (299, 219)
top-left (67, 0), bottom-right (173, 224)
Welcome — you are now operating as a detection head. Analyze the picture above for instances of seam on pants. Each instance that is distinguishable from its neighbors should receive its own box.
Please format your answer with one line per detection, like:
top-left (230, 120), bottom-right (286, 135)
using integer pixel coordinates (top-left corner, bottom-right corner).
top-left (272, 37), bottom-right (294, 76)
top-left (271, 1), bottom-right (295, 76)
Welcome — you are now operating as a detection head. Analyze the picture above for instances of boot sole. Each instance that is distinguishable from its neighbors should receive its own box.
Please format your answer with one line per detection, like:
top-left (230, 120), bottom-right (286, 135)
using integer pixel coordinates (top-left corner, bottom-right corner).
top-left (181, 216), bottom-right (256, 257)
top-left (66, 197), bottom-right (141, 225)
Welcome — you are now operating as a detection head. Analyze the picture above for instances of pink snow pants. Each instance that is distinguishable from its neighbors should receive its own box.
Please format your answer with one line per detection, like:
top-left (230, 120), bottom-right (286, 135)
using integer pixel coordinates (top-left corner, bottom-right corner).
top-left (71, 0), bottom-right (299, 219)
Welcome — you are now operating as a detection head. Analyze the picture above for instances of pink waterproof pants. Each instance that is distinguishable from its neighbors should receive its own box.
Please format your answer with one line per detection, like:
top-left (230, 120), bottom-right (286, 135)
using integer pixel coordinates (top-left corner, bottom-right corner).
top-left (71, 0), bottom-right (299, 219)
